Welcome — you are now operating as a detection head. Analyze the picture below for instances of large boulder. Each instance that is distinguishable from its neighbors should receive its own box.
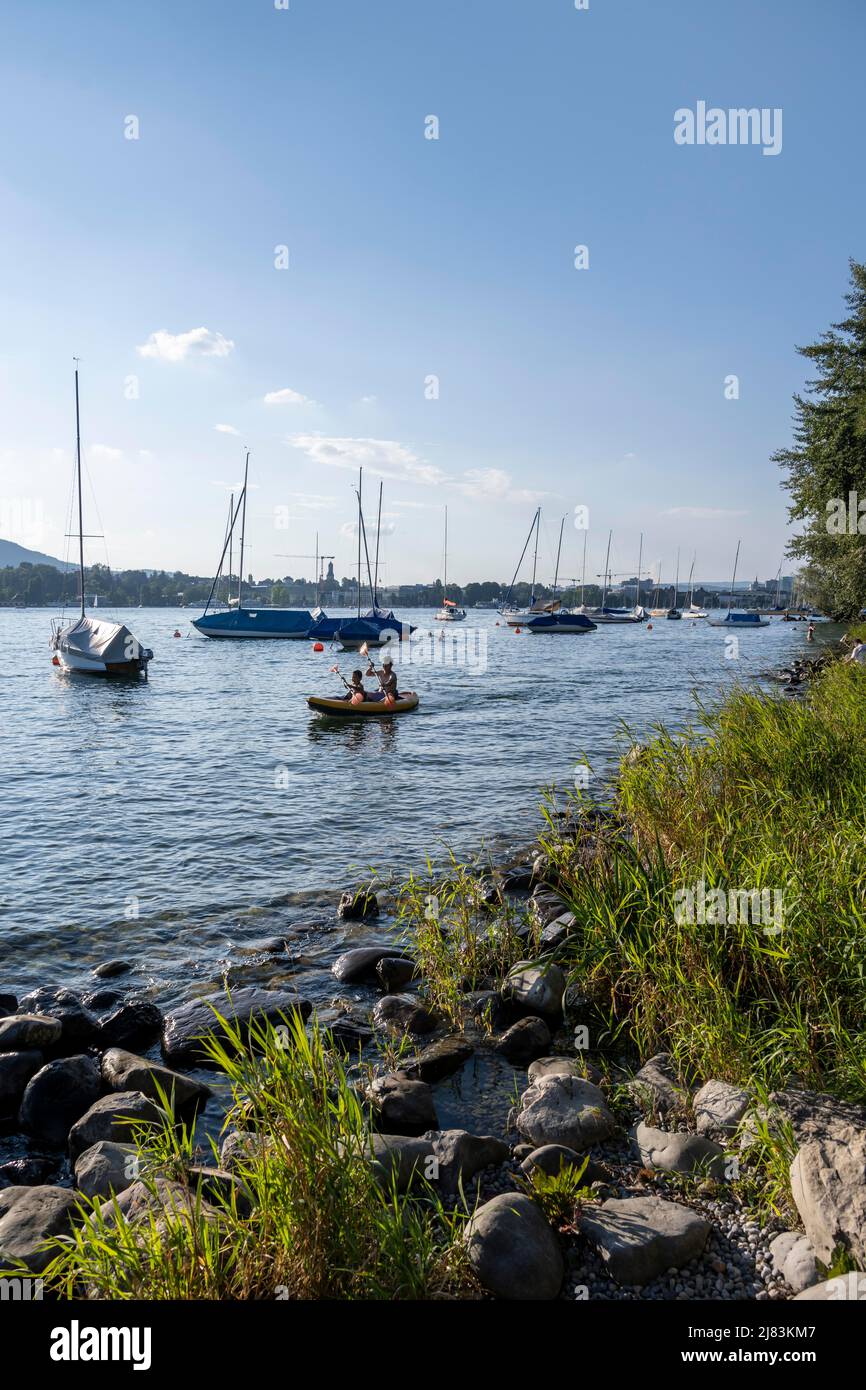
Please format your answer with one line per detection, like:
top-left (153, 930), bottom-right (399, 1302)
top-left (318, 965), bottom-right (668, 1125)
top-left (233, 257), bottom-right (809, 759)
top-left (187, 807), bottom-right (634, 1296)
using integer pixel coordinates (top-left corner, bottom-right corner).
top-left (101, 1048), bottom-right (210, 1109)
top-left (17, 987), bottom-right (101, 1046)
top-left (397, 1036), bottom-right (473, 1084)
top-left (0, 1014), bottom-right (62, 1052)
top-left (99, 1176), bottom-right (221, 1230)
top-left (0, 993), bottom-right (18, 1018)
top-left (332, 947), bottom-right (406, 984)
top-left (18, 1054), bottom-right (102, 1146)
top-left (693, 1080), bottom-right (751, 1136)
top-left (527, 1055), bottom-right (603, 1086)
top-left (581, 1196), bottom-right (710, 1285)
top-left (464, 1192), bottom-right (563, 1300)
top-left (743, 1088), bottom-right (866, 1151)
top-left (74, 1140), bottom-right (139, 1200)
top-left (375, 957), bottom-right (417, 991)
top-left (371, 994), bottom-right (437, 1036)
top-left (0, 1051), bottom-right (43, 1112)
top-left (516, 1074), bottom-right (614, 1151)
top-left (364, 1134), bottom-right (436, 1192)
top-left (629, 1054), bottom-right (690, 1116)
top-left (790, 1132), bottom-right (866, 1267)
top-left (769, 1231), bottom-right (817, 1294)
top-left (0, 1185), bottom-right (81, 1272)
top-left (635, 1122), bottom-right (728, 1181)
top-left (503, 961), bottom-right (565, 1022)
top-left (429, 1130), bottom-right (509, 1190)
top-left (68, 1091), bottom-right (161, 1160)
top-left (369, 1074), bottom-right (437, 1136)
top-left (98, 998), bottom-right (163, 1050)
top-left (161, 988), bottom-right (311, 1066)
top-left (496, 1017), bottom-right (551, 1064)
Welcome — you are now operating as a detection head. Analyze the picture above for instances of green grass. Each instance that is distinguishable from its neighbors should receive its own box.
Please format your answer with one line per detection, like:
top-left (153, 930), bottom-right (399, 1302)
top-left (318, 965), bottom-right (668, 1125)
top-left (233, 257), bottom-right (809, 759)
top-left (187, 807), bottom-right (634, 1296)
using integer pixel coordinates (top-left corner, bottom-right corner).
top-left (540, 660), bottom-right (866, 1100)
top-left (40, 1013), bottom-right (475, 1301)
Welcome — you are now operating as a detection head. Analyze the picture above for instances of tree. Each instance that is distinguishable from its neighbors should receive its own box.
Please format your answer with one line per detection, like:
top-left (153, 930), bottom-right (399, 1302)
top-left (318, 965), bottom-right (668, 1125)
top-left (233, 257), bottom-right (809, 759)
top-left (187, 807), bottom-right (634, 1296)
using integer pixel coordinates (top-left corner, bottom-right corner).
top-left (774, 259), bottom-right (866, 617)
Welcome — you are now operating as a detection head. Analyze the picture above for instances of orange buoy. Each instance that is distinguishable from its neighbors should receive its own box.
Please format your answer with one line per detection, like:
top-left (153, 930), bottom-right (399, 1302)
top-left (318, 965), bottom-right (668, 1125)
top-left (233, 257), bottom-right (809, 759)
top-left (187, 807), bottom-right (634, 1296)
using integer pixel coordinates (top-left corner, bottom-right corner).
top-left (495, 621), bottom-right (500, 626)
top-left (52, 655), bottom-right (61, 666)
top-left (173, 630), bottom-right (181, 638)
top-left (647, 623), bottom-right (653, 631)
top-left (313, 641), bottom-right (324, 652)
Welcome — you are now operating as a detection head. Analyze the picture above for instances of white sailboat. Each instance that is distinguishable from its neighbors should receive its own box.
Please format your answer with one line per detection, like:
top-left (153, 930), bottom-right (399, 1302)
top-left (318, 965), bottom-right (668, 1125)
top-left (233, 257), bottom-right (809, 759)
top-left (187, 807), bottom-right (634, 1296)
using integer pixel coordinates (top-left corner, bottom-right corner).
top-left (50, 364), bottom-right (153, 678)
top-left (684, 553), bottom-right (707, 617)
top-left (435, 506), bottom-right (466, 621)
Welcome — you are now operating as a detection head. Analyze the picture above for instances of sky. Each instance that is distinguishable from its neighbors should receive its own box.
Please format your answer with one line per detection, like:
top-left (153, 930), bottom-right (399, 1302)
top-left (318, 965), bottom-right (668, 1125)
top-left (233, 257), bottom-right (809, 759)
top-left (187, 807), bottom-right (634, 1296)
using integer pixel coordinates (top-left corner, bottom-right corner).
top-left (0, 0), bottom-right (864, 589)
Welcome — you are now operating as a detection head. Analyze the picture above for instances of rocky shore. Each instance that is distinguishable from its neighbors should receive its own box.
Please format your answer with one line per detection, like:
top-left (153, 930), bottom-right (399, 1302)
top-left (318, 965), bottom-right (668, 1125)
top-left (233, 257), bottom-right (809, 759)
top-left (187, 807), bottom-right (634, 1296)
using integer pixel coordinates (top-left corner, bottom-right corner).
top-left (1, 840), bottom-right (864, 1301)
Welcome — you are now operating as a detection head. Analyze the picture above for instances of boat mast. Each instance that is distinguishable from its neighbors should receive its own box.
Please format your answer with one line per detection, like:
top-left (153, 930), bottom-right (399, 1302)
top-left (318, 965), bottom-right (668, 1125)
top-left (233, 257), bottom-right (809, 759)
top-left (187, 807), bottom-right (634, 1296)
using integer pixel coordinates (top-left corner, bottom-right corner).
top-left (74, 363), bottom-right (85, 617)
top-left (237, 450), bottom-right (250, 608)
top-left (673, 547), bottom-right (680, 612)
top-left (686, 553), bottom-right (696, 608)
top-left (580, 530), bottom-right (587, 608)
top-left (315, 532), bottom-right (320, 608)
top-left (553, 516), bottom-right (564, 597)
top-left (601, 530), bottom-right (612, 609)
top-left (728, 539), bottom-right (741, 617)
top-left (442, 505), bottom-right (448, 600)
top-left (635, 532), bottom-right (643, 612)
top-left (227, 493), bottom-right (234, 606)
top-left (530, 508), bottom-right (540, 603)
top-left (373, 481), bottom-right (383, 609)
top-left (356, 468), bottom-right (362, 617)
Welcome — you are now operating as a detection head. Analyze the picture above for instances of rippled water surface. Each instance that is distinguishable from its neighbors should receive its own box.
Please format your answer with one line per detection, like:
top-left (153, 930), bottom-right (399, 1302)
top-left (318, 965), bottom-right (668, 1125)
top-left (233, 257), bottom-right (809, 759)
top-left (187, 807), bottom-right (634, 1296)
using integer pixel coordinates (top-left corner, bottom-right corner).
top-left (2, 605), bottom-right (829, 1010)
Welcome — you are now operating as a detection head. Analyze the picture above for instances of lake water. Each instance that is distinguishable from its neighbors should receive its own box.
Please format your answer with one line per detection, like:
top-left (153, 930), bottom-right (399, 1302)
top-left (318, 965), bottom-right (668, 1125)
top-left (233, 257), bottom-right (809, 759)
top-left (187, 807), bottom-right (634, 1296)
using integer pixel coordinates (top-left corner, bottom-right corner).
top-left (2, 605), bottom-right (827, 1015)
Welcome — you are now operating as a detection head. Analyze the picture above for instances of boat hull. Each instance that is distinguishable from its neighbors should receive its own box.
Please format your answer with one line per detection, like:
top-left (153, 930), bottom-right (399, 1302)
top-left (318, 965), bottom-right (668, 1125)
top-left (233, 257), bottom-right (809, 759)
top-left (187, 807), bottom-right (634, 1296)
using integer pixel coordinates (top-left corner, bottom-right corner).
top-left (526, 614), bottom-right (597, 633)
top-left (192, 608), bottom-right (312, 639)
top-left (307, 692), bottom-right (419, 716)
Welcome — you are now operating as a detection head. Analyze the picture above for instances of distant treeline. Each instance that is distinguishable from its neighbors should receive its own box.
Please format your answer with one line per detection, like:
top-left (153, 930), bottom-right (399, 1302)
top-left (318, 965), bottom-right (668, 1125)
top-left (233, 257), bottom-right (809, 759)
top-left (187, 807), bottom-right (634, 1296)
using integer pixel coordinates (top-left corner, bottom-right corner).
top-left (0, 560), bottom-right (720, 610)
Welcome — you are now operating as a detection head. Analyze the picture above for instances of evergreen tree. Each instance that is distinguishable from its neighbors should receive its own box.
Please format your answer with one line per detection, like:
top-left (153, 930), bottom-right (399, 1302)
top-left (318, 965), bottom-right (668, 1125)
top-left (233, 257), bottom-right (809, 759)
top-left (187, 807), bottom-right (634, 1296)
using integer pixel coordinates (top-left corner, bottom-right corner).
top-left (774, 259), bottom-right (866, 616)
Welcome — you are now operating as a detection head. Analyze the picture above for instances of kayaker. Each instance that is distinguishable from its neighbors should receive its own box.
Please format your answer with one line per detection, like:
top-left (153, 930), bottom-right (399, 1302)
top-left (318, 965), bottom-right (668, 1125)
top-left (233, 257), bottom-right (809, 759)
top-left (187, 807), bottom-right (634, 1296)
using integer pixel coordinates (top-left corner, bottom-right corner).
top-left (366, 655), bottom-right (399, 701)
top-left (343, 669), bottom-right (367, 701)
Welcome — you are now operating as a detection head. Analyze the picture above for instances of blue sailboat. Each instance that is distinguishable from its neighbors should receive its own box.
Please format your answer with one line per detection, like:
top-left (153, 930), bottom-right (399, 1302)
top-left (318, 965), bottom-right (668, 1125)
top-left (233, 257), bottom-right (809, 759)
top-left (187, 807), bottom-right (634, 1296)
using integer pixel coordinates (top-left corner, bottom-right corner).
top-left (193, 451), bottom-right (312, 639)
top-left (524, 517), bottom-right (596, 633)
top-left (327, 471), bottom-right (414, 650)
top-left (707, 541), bottom-right (769, 627)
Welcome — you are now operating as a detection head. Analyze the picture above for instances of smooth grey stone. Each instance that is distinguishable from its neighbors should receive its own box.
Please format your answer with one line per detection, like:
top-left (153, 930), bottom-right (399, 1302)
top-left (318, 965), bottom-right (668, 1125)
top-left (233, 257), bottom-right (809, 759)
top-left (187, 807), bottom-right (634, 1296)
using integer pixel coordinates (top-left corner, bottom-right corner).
top-left (520, 1144), bottom-right (610, 1184)
top-left (369, 1073), bottom-right (437, 1136)
top-left (68, 1090), bottom-right (161, 1160)
top-left (398, 1036), bottom-right (473, 1083)
top-left (375, 956), bottom-right (417, 991)
top-left (629, 1053), bottom-right (691, 1116)
top-left (336, 888), bottom-right (379, 920)
top-left (161, 988), bottom-right (310, 1065)
top-left (19, 1054), bottom-right (102, 1146)
top-left (516, 1074), bottom-right (614, 1151)
top-left (795, 1273), bottom-right (866, 1301)
top-left (693, 1079), bottom-right (751, 1136)
top-left (332, 947), bottom-right (406, 984)
top-left (495, 1017), bottom-right (551, 1064)
top-left (503, 961), bottom-right (565, 1022)
top-left (0, 1050), bottom-right (43, 1111)
top-left (464, 1192), bottom-right (563, 1300)
top-left (791, 1132), bottom-right (866, 1267)
top-left (73, 1140), bottom-right (139, 1200)
top-left (429, 1129), bottom-right (509, 1190)
top-left (371, 994), bottom-right (437, 1036)
top-left (18, 987), bottom-right (101, 1045)
top-left (98, 997), bottom-right (163, 1050)
top-left (101, 1047), bottom-right (210, 1108)
top-left (0, 1014), bottom-right (62, 1052)
top-left (0, 1185), bottom-right (80, 1272)
top-left (769, 1230), bottom-right (818, 1293)
top-left (581, 1196), bottom-right (710, 1285)
top-left (93, 960), bottom-right (133, 979)
top-left (636, 1121), bottom-right (728, 1182)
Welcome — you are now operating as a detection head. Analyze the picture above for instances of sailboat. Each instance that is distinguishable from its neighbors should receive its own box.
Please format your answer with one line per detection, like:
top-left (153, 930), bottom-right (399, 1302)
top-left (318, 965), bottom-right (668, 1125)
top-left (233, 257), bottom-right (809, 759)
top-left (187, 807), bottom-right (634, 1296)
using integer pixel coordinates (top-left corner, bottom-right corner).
top-left (331, 471), bottom-right (414, 649)
top-left (435, 508), bottom-right (466, 622)
top-left (683, 553), bottom-right (707, 618)
top-left (500, 509), bottom-right (557, 623)
top-left (666, 548), bottom-right (682, 619)
top-left (707, 541), bottom-right (769, 627)
top-left (193, 452), bottom-right (312, 638)
top-left (525, 517), bottom-right (596, 633)
top-left (50, 365), bottom-right (153, 678)
top-left (584, 532), bottom-right (646, 622)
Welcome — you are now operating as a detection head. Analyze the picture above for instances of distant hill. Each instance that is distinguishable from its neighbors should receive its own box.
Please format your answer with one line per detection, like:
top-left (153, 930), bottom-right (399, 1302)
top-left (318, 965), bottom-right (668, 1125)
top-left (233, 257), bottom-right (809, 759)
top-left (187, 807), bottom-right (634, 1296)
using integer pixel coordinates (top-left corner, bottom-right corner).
top-left (0, 537), bottom-right (75, 571)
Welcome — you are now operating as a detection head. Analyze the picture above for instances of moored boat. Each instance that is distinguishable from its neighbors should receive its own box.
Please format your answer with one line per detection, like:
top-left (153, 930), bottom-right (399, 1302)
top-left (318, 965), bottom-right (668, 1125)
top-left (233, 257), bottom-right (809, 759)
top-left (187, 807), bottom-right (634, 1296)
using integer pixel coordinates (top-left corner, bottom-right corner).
top-left (50, 364), bottom-right (152, 679)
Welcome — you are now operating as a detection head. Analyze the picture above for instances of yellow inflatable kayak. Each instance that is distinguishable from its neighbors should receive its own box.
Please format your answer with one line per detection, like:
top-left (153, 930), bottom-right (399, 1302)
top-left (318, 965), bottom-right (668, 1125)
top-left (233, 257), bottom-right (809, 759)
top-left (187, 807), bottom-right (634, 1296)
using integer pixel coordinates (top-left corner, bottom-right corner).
top-left (307, 692), bottom-right (420, 716)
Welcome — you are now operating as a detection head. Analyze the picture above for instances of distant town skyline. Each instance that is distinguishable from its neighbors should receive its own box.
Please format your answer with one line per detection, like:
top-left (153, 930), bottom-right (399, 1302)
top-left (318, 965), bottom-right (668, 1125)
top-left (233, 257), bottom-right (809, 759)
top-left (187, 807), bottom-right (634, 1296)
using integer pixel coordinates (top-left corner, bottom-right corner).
top-left (2, 1), bottom-right (864, 584)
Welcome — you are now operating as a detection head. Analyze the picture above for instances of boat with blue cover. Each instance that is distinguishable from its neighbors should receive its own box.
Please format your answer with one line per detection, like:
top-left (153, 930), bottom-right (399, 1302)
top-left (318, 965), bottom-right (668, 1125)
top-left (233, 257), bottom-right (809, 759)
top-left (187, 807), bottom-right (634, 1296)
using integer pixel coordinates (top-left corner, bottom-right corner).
top-left (192, 451), bottom-right (314, 640)
top-left (706, 541), bottom-right (769, 627)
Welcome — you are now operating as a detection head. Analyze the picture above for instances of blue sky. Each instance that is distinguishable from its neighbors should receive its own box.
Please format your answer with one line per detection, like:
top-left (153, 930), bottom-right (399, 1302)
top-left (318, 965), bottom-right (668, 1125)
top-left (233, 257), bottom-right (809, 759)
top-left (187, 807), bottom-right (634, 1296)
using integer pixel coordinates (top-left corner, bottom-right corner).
top-left (1, 0), bottom-right (863, 588)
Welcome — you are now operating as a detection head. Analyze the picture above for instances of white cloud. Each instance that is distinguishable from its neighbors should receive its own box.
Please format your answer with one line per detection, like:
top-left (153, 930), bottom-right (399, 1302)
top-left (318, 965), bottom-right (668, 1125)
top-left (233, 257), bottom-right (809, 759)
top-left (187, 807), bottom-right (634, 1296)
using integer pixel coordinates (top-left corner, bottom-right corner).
top-left (360, 394), bottom-right (378, 405)
top-left (662, 506), bottom-right (749, 519)
top-left (285, 491), bottom-right (337, 510)
top-left (288, 434), bottom-right (446, 487)
top-left (340, 518), bottom-right (397, 540)
top-left (456, 467), bottom-right (544, 504)
top-left (90, 444), bottom-right (123, 463)
top-left (264, 388), bottom-right (316, 406)
top-left (136, 327), bottom-right (234, 362)
top-left (215, 423), bottom-right (240, 436)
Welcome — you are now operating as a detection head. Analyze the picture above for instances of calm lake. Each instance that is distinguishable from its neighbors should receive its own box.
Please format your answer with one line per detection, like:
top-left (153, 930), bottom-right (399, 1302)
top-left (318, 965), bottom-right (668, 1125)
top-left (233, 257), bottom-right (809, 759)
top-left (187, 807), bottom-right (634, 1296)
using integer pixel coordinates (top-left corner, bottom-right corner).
top-left (2, 605), bottom-right (828, 1016)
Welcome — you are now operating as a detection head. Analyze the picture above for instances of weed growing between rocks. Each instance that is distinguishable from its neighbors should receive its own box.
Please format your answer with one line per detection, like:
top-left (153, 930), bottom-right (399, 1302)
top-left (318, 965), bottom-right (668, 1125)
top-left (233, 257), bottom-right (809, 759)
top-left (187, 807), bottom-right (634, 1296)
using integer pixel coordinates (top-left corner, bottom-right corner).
top-left (39, 1013), bottom-right (475, 1301)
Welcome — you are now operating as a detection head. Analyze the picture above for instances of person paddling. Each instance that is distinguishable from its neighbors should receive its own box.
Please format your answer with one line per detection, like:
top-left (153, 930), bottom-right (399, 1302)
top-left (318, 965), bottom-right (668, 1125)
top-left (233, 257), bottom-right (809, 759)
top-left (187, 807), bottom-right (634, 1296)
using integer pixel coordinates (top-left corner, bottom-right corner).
top-left (366, 654), bottom-right (399, 703)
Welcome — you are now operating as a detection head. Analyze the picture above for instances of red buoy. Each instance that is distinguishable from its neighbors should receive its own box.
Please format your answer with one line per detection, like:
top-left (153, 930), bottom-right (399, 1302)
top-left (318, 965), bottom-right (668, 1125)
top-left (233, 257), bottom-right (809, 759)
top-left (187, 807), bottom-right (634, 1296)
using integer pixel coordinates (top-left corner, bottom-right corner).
top-left (647, 623), bottom-right (653, 631)
top-left (515, 626), bottom-right (522, 634)
top-left (173, 630), bottom-right (181, 637)
top-left (313, 641), bottom-right (324, 652)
